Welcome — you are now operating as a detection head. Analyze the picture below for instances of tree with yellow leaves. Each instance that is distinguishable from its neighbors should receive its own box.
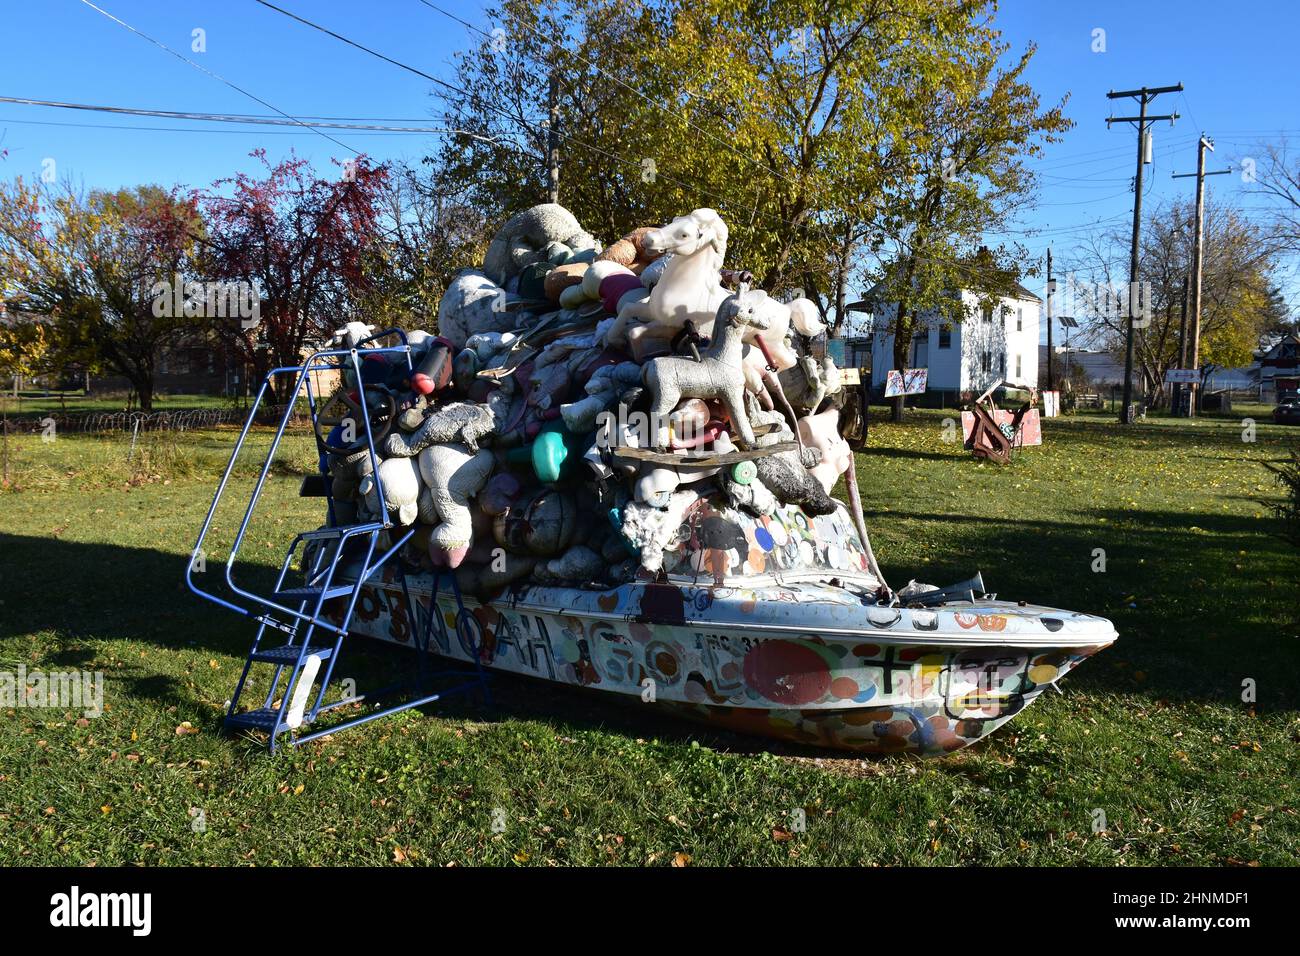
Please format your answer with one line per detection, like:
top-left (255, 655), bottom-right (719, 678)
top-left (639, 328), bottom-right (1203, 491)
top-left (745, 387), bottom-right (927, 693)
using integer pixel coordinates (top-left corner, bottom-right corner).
top-left (0, 176), bottom-right (201, 411)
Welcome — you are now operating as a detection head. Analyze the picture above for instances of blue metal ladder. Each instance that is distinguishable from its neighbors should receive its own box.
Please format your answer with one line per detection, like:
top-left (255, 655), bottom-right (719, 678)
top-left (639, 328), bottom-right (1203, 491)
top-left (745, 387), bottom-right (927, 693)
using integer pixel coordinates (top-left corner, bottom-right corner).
top-left (186, 329), bottom-right (490, 753)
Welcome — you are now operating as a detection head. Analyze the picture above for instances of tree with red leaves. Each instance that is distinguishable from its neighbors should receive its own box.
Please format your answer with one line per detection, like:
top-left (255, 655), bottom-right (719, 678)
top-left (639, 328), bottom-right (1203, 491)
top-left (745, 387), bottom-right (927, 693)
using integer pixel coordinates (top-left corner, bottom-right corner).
top-left (200, 150), bottom-right (388, 400)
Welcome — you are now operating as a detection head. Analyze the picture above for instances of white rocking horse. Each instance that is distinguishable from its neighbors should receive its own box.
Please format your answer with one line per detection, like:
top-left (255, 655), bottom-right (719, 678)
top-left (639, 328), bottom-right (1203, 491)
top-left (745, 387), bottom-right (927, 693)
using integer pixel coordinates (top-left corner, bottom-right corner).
top-left (604, 208), bottom-right (826, 388)
top-left (604, 208), bottom-right (731, 355)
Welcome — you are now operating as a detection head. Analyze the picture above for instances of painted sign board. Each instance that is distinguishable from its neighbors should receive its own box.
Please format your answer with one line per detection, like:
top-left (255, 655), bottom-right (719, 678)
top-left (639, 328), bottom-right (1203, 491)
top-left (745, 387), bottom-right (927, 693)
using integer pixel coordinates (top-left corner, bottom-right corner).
top-left (884, 368), bottom-right (928, 397)
top-left (1164, 369), bottom-right (1200, 384)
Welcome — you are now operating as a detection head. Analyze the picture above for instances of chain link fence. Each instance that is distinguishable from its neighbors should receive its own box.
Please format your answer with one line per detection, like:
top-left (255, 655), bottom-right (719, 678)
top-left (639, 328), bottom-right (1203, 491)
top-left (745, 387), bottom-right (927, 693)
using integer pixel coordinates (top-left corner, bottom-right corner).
top-left (3, 404), bottom-right (306, 436)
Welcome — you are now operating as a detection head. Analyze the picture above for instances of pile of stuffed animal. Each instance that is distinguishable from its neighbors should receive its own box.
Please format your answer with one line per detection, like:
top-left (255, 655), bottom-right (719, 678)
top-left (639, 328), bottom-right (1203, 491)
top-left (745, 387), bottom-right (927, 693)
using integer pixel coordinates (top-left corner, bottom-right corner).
top-left (318, 203), bottom-right (853, 595)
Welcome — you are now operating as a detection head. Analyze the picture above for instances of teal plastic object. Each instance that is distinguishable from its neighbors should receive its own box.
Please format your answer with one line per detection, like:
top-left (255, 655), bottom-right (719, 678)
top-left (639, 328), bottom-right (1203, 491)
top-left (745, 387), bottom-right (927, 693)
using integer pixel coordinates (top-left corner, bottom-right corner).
top-left (731, 459), bottom-right (758, 485)
top-left (607, 506), bottom-right (639, 556)
top-left (506, 422), bottom-right (587, 484)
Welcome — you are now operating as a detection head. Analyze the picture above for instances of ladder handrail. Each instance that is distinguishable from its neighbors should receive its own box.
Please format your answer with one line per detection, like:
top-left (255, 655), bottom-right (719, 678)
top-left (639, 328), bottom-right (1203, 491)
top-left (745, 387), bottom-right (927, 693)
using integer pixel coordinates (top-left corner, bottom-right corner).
top-left (190, 327), bottom-right (492, 752)
top-left (186, 335), bottom-right (413, 620)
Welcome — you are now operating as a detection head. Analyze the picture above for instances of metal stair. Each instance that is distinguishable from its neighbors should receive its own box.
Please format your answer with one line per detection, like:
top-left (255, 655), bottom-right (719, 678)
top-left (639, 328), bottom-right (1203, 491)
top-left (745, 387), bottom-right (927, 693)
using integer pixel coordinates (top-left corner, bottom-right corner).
top-left (186, 329), bottom-right (490, 753)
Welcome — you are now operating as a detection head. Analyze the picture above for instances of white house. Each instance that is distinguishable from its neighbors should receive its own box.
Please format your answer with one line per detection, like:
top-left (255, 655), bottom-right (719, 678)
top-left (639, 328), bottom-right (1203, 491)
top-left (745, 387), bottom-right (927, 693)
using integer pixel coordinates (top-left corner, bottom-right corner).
top-left (862, 285), bottom-right (1041, 397)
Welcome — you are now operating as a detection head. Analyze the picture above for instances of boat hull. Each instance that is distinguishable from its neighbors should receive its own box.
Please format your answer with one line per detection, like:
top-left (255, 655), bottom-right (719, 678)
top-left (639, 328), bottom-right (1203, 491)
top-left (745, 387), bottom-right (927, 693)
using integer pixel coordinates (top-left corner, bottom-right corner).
top-left (339, 568), bottom-right (1115, 756)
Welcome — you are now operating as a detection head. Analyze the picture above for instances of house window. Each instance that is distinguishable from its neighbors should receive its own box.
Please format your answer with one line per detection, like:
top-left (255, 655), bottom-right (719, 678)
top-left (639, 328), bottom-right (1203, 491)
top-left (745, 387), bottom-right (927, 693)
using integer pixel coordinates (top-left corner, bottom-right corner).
top-left (1016, 354), bottom-right (1022, 379)
top-left (999, 354), bottom-right (1006, 375)
top-left (982, 304), bottom-right (993, 323)
top-left (981, 353), bottom-right (991, 374)
top-left (1016, 308), bottom-right (1023, 332)
top-left (914, 328), bottom-right (929, 343)
top-left (939, 327), bottom-right (951, 349)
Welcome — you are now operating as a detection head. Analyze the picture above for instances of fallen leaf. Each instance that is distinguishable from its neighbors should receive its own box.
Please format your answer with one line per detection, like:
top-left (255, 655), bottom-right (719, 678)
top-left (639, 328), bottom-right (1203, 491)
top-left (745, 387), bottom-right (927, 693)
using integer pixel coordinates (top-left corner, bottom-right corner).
top-left (672, 852), bottom-right (691, 868)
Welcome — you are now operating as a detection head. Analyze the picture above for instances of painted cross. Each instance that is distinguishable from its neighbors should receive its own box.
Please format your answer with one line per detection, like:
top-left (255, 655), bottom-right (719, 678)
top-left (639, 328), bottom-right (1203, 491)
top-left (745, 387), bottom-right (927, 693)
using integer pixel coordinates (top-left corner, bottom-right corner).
top-left (860, 646), bottom-right (912, 694)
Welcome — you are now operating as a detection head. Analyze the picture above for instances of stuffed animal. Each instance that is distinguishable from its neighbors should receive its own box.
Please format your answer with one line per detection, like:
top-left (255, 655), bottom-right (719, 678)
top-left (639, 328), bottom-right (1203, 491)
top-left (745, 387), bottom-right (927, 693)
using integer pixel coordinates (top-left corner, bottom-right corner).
top-left (329, 321), bottom-right (376, 350)
top-left (798, 409), bottom-right (852, 494)
top-left (359, 456), bottom-right (424, 526)
top-left (596, 226), bottom-right (663, 272)
top-left (749, 409), bottom-right (836, 516)
top-left (437, 270), bottom-right (515, 350)
top-left (491, 487), bottom-right (578, 557)
top-left (482, 204), bottom-right (599, 287)
top-left (560, 361), bottom-right (642, 433)
top-left (544, 261), bottom-right (589, 303)
top-left (634, 432), bottom-right (737, 506)
top-left (621, 489), bottom-right (699, 573)
top-left (383, 402), bottom-right (500, 457)
top-left (533, 544), bottom-right (606, 583)
top-left (415, 443), bottom-right (495, 568)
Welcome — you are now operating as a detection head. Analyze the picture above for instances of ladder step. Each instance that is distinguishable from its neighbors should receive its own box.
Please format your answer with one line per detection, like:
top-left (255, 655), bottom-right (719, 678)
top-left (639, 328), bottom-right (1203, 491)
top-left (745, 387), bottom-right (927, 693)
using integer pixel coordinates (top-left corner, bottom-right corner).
top-left (249, 644), bottom-right (334, 665)
top-left (299, 523), bottom-right (384, 542)
top-left (224, 708), bottom-right (285, 732)
top-left (275, 584), bottom-right (355, 602)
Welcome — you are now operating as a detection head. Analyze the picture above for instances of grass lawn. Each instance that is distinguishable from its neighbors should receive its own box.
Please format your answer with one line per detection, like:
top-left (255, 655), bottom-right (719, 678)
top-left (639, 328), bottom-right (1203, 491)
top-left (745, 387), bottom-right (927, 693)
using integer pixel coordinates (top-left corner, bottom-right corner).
top-left (1, 393), bottom-right (234, 419)
top-left (0, 409), bottom-right (1297, 866)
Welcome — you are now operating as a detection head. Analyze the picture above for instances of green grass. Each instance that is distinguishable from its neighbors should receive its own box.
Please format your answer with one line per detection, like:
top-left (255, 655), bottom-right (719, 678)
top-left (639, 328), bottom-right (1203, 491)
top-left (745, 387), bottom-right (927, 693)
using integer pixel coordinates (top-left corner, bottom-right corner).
top-left (1, 392), bottom-right (234, 418)
top-left (0, 409), bottom-right (1297, 866)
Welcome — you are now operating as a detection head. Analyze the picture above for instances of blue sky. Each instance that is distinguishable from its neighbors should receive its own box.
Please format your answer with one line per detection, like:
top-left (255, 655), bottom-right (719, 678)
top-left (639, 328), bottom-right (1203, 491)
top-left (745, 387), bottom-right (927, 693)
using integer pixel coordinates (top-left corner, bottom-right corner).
top-left (1, 0), bottom-right (1296, 296)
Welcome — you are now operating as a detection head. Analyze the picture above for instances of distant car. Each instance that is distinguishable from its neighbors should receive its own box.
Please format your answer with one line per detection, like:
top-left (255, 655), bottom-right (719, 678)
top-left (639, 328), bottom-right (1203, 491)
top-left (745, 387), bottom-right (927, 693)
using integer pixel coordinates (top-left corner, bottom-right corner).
top-left (1274, 397), bottom-right (1300, 425)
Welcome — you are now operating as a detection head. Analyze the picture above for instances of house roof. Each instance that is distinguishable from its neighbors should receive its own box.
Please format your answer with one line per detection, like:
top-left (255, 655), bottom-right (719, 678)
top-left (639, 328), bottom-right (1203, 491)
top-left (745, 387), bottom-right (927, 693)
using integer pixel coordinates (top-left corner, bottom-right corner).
top-left (852, 281), bottom-right (1041, 310)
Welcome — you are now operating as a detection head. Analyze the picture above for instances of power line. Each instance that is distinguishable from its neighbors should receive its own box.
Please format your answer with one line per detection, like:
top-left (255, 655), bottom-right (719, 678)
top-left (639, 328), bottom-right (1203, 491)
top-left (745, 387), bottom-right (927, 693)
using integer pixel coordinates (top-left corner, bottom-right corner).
top-left (251, 0), bottom-right (813, 231)
top-left (0, 116), bottom-right (460, 137)
top-left (76, 0), bottom-right (358, 154)
top-left (0, 95), bottom-right (491, 134)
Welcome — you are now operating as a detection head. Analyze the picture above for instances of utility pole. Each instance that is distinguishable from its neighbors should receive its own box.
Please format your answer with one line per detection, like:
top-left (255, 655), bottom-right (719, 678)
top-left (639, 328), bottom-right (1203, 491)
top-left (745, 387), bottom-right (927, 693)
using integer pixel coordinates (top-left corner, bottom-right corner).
top-left (1173, 274), bottom-right (1189, 414)
top-left (546, 73), bottom-right (560, 204)
top-left (1172, 134), bottom-right (1232, 417)
top-left (1107, 83), bottom-right (1181, 423)
top-left (1046, 247), bottom-right (1055, 391)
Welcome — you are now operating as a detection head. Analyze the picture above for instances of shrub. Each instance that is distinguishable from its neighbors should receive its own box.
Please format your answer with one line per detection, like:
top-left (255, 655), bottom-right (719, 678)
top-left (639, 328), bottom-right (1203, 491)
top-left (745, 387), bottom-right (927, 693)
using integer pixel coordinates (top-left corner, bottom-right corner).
top-left (1264, 446), bottom-right (1300, 546)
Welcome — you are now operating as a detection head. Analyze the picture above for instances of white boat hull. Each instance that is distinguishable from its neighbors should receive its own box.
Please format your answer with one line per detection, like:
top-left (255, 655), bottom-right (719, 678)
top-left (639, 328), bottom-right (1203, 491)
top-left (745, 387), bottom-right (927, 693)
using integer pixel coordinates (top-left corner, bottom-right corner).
top-left (340, 568), bottom-right (1116, 755)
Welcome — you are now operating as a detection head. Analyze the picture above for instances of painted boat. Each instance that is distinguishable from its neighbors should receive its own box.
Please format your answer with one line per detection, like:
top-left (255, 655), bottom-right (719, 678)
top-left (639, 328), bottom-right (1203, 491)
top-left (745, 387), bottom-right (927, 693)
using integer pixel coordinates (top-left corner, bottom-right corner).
top-left (342, 499), bottom-right (1116, 755)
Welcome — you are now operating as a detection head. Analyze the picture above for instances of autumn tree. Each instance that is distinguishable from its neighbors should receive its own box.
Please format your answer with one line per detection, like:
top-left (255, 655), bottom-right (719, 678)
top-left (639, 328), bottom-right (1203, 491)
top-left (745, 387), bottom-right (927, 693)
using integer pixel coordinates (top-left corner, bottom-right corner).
top-left (426, 0), bottom-right (1046, 336)
top-left (1069, 198), bottom-right (1279, 405)
top-left (867, 34), bottom-right (1070, 420)
top-left (1246, 138), bottom-right (1300, 256)
top-left (0, 177), bottom-right (200, 411)
top-left (199, 150), bottom-right (389, 400)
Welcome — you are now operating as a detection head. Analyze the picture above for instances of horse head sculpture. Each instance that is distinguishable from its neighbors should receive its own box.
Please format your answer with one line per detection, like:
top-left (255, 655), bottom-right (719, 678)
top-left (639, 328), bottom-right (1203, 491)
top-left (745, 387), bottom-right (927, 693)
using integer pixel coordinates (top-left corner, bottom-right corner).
top-left (641, 208), bottom-right (729, 263)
